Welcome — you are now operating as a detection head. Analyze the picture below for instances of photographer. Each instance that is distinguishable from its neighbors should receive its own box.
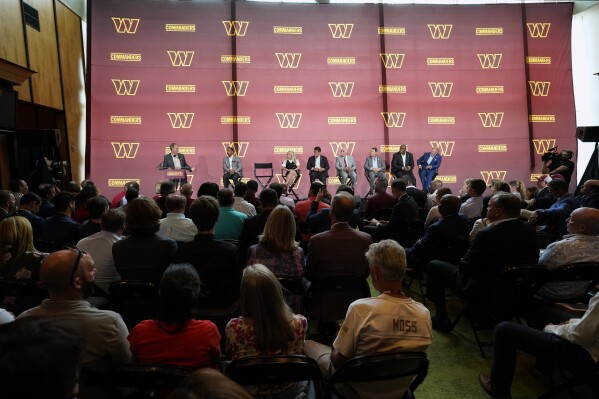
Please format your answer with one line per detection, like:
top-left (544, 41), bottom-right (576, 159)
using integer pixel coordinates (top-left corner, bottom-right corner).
top-left (542, 148), bottom-right (574, 184)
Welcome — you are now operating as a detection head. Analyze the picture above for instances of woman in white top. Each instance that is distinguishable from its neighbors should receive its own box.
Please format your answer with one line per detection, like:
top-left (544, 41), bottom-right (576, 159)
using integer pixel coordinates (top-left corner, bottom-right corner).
top-left (281, 151), bottom-right (300, 187)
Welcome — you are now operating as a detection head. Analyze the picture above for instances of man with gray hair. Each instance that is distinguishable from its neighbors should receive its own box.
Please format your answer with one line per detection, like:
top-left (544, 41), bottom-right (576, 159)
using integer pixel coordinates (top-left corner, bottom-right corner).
top-left (158, 194), bottom-right (198, 242)
top-left (304, 239), bottom-right (432, 398)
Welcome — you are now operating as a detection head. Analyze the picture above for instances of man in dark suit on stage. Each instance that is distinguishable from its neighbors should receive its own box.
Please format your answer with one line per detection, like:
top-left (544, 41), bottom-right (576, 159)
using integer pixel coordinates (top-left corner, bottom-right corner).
top-left (425, 193), bottom-right (539, 331)
top-left (306, 146), bottom-right (330, 184)
top-left (417, 147), bottom-right (443, 192)
top-left (391, 144), bottom-right (415, 185)
top-left (162, 143), bottom-right (195, 186)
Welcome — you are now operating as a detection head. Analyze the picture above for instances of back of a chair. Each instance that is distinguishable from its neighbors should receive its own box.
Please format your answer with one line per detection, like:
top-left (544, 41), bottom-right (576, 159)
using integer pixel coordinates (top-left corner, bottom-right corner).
top-left (0, 278), bottom-right (48, 316)
top-left (548, 262), bottom-right (599, 285)
top-left (395, 219), bottom-right (424, 247)
top-left (109, 280), bottom-right (160, 329)
top-left (226, 355), bottom-right (322, 386)
top-left (306, 274), bottom-right (371, 322)
top-left (371, 208), bottom-right (393, 221)
top-left (428, 236), bottom-right (469, 265)
top-left (112, 363), bottom-right (191, 395)
top-left (329, 351), bottom-right (429, 397)
top-left (254, 163), bottom-right (274, 177)
top-left (278, 276), bottom-right (305, 314)
top-left (488, 264), bottom-right (548, 319)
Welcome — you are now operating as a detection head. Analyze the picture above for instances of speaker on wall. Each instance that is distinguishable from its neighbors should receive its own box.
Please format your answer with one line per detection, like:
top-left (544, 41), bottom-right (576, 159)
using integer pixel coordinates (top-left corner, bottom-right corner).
top-left (576, 126), bottom-right (599, 142)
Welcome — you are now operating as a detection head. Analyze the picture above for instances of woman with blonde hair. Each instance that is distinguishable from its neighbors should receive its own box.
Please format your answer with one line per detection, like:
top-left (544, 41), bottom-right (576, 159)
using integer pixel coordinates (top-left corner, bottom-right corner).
top-left (226, 264), bottom-right (307, 398)
top-left (281, 150), bottom-right (300, 187)
top-left (0, 216), bottom-right (46, 280)
top-left (247, 205), bottom-right (304, 278)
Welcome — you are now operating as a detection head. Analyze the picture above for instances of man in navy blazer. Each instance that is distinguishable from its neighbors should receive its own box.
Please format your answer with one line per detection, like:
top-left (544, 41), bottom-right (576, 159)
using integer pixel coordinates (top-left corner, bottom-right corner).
top-left (391, 144), bottom-right (416, 186)
top-left (417, 147), bottom-right (442, 192)
top-left (162, 143), bottom-right (195, 185)
top-left (306, 146), bottom-right (330, 184)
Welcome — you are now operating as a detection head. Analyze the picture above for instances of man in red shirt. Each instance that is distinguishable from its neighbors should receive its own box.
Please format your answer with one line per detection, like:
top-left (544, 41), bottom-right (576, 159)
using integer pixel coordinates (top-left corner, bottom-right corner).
top-left (295, 182), bottom-right (330, 242)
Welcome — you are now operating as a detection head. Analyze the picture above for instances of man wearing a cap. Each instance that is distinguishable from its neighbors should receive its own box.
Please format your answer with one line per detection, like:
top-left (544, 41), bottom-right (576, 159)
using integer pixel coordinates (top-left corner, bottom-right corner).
top-left (526, 174), bottom-right (556, 210)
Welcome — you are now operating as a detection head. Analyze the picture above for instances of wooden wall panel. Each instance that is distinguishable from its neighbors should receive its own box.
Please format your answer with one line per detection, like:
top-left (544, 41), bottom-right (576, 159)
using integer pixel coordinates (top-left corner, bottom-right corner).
top-left (0, 0), bottom-right (32, 102)
top-left (56, 1), bottom-right (84, 183)
top-left (26, 0), bottom-right (63, 109)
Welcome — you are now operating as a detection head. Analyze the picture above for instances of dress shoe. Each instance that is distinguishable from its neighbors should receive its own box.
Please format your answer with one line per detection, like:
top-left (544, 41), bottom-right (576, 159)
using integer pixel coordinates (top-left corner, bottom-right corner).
top-left (478, 373), bottom-right (512, 399)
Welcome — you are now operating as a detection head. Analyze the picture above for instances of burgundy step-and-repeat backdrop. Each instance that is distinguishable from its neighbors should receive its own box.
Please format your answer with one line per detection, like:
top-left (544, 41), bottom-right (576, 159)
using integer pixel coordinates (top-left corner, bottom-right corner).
top-left (89, 0), bottom-right (575, 198)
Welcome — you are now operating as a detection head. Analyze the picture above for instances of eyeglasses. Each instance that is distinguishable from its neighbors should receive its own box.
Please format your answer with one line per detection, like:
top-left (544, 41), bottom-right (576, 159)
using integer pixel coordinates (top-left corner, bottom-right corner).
top-left (64, 246), bottom-right (88, 284)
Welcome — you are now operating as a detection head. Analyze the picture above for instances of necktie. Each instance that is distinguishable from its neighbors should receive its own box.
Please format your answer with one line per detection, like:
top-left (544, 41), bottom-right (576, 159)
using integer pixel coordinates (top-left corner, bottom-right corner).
top-left (344, 157), bottom-right (348, 167)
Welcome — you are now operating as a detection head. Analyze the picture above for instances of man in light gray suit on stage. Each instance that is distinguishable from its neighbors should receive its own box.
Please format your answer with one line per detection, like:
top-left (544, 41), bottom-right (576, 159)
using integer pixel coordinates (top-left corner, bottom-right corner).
top-left (364, 147), bottom-right (386, 195)
top-left (223, 146), bottom-right (243, 188)
top-left (335, 148), bottom-right (357, 187)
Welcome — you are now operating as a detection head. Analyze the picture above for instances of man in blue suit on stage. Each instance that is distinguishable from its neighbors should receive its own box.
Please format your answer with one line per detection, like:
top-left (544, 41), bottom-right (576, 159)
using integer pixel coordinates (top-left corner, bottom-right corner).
top-left (417, 147), bottom-right (442, 192)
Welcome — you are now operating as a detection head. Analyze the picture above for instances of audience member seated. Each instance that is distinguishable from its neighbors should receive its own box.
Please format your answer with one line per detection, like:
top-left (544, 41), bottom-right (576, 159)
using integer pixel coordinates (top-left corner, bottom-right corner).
top-left (226, 264), bottom-right (307, 398)
top-left (0, 190), bottom-right (15, 222)
top-left (80, 196), bottom-right (109, 238)
top-left (0, 317), bottom-right (84, 399)
top-left (528, 178), bottom-right (580, 239)
top-left (113, 197), bottom-right (177, 284)
top-left (110, 180), bottom-right (139, 209)
top-left (37, 183), bottom-right (57, 218)
top-left (525, 174), bottom-right (555, 210)
top-left (425, 179), bottom-right (443, 212)
top-left (363, 179), bottom-right (419, 243)
top-left (295, 181), bottom-right (329, 241)
top-left (280, 183), bottom-right (296, 209)
top-left (508, 180), bottom-right (526, 200)
top-left (457, 178), bottom-right (473, 203)
top-left (536, 207), bottom-right (599, 300)
top-left (197, 182), bottom-right (219, 198)
top-left (479, 291), bottom-right (599, 399)
top-left (577, 179), bottom-right (599, 209)
top-left (306, 185), bottom-right (360, 234)
top-left (180, 183), bottom-right (195, 215)
top-left (405, 177), bottom-right (427, 208)
top-left (9, 178), bottom-right (28, 209)
top-left (459, 178), bottom-right (486, 219)
top-left (215, 189), bottom-right (247, 240)
top-left (41, 191), bottom-right (82, 247)
top-left (168, 368), bottom-right (252, 399)
top-left (77, 209), bottom-right (125, 294)
top-left (406, 195), bottom-right (469, 266)
top-left (18, 249), bottom-right (131, 380)
top-left (176, 196), bottom-right (241, 312)
top-left (247, 205), bottom-right (304, 278)
top-left (270, 182), bottom-right (295, 210)
top-left (425, 193), bottom-right (539, 332)
top-left (0, 216), bottom-right (47, 280)
top-left (244, 180), bottom-right (261, 212)
top-left (304, 240), bottom-right (432, 398)
top-left (232, 182), bottom-right (257, 217)
top-left (73, 182), bottom-right (99, 224)
top-left (305, 191), bottom-right (371, 283)
top-left (158, 194), bottom-right (198, 243)
top-left (156, 180), bottom-right (176, 218)
top-left (364, 177), bottom-right (397, 219)
top-left (119, 187), bottom-right (139, 214)
top-left (525, 186), bottom-right (538, 202)
top-left (240, 189), bottom-right (280, 253)
top-left (424, 187), bottom-right (452, 227)
top-left (482, 180), bottom-right (510, 218)
top-left (128, 263), bottom-right (221, 368)
top-left (17, 192), bottom-right (44, 239)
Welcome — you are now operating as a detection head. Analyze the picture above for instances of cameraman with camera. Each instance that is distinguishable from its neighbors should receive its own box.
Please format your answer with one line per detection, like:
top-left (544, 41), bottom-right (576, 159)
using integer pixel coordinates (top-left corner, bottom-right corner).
top-left (541, 147), bottom-right (575, 184)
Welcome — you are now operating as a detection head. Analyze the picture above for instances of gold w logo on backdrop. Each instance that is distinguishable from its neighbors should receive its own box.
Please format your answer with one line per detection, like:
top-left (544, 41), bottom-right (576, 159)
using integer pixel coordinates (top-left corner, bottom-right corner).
top-left (329, 82), bottom-right (354, 98)
top-left (478, 112), bottom-right (504, 128)
top-left (167, 51), bottom-right (194, 67)
top-left (428, 82), bottom-right (453, 98)
top-left (276, 113), bottom-right (302, 129)
top-left (480, 171), bottom-right (507, 184)
top-left (328, 24), bottom-right (353, 39)
top-left (221, 142), bottom-right (250, 157)
top-left (379, 53), bottom-right (405, 69)
top-left (111, 18), bottom-right (139, 34)
top-left (430, 141), bottom-right (455, 156)
top-left (111, 142), bottom-right (140, 159)
top-left (532, 139), bottom-right (557, 154)
top-left (477, 54), bottom-right (502, 69)
top-left (527, 23), bottom-right (550, 38)
top-left (329, 142), bottom-right (356, 157)
top-left (381, 112), bottom-right (406, 128)
top-left (528, 81), bottom-right (551, 97)
top-left (222, 81), bottom-right (249, 96)
top-left (222, 21), bottom-right (249, 36)
top-left (428, 24), bottom-right (452, 39)
top-left (275, 53), bottom-right (301, 68)
top-left (111, 79), bottom-right (140, 96)
top-left (167, 113), bottom-right (194, 128)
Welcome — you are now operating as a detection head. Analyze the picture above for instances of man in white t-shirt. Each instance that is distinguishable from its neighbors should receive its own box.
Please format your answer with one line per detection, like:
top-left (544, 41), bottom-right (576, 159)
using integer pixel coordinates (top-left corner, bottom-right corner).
top-left (304, 239), bottom-right (432, 399)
